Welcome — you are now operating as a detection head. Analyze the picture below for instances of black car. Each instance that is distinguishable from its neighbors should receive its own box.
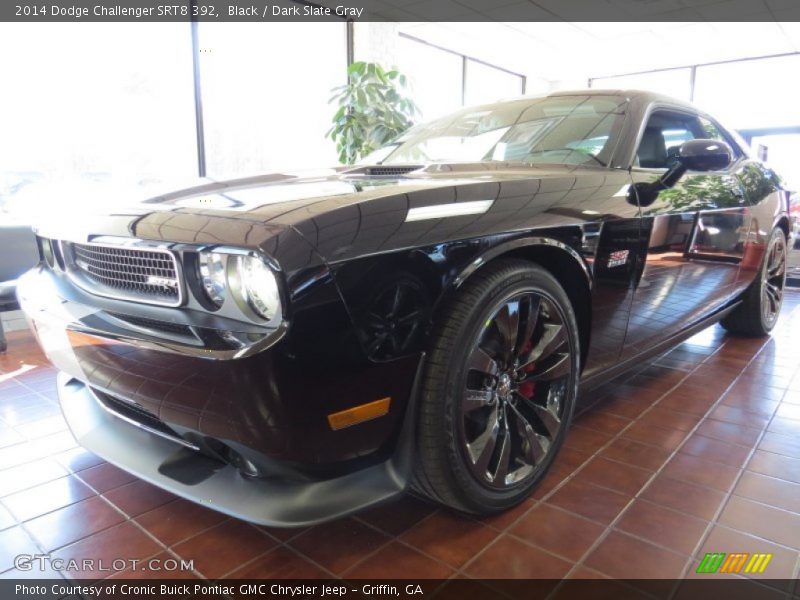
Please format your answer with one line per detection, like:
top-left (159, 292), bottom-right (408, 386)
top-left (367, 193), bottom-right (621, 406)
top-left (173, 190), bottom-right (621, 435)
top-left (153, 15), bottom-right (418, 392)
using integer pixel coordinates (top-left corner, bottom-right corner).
top-left (18, 90), bottom-right (790, 525)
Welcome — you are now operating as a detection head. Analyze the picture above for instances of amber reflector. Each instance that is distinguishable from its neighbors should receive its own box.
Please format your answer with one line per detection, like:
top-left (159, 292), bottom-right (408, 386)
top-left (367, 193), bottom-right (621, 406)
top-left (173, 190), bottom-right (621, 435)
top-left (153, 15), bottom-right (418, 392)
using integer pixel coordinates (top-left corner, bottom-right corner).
top-left (327, 397), bottom-right (391, 431)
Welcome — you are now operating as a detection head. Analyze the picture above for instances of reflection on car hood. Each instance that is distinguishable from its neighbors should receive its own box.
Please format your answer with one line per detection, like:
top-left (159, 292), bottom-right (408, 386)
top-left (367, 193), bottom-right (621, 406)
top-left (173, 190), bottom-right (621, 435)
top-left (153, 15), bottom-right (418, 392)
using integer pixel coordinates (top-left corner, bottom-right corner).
top-left (136, 163), bottom-right (600, 226)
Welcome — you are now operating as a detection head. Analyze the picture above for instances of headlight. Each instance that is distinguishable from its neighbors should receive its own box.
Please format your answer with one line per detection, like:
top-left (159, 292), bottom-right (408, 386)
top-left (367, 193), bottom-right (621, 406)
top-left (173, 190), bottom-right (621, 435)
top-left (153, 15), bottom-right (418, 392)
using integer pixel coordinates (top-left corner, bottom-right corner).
top-left (198, 252), bottom-right (227, 308)
top-left (236, 255), bottom-right (281, 321)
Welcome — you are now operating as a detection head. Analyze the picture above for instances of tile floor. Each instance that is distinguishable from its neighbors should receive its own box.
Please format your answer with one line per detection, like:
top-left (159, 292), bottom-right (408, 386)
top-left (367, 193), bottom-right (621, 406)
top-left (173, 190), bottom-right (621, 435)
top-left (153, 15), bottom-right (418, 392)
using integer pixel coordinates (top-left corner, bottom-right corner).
top-left (0, 293), bottom-right (799, 591)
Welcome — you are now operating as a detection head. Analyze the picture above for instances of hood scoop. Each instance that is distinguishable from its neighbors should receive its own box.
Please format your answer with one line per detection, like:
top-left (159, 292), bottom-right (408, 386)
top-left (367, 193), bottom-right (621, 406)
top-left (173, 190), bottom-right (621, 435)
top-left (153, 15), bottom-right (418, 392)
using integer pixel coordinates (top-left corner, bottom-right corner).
top-left (342, 165), bottom-right (424, 178)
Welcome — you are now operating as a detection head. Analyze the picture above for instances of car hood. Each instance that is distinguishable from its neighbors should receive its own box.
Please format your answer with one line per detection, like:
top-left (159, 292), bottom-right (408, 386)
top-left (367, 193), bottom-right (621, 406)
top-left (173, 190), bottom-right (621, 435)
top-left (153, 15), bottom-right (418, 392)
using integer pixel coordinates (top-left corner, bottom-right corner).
top-left (32, 162), bottom-right (625, 263)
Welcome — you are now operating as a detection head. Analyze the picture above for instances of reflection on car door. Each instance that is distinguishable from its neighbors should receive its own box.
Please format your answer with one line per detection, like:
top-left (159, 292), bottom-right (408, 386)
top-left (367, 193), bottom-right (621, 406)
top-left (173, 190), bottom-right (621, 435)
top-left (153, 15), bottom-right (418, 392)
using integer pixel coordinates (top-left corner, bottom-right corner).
top-left (623, 109), bottom-right (750, 358)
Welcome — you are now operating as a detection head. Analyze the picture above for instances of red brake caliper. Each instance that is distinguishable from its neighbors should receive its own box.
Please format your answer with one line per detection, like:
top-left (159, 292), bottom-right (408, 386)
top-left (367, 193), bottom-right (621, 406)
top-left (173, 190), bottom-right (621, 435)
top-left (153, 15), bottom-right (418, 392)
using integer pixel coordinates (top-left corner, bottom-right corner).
top-left (517, 341), bottom-right (536, 399)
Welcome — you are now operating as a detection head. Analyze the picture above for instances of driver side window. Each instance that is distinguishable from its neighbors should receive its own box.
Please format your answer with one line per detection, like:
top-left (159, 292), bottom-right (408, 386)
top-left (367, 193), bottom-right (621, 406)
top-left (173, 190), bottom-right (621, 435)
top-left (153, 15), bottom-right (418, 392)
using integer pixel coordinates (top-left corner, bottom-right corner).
top-left (635, 110), bottom-right (703, 169)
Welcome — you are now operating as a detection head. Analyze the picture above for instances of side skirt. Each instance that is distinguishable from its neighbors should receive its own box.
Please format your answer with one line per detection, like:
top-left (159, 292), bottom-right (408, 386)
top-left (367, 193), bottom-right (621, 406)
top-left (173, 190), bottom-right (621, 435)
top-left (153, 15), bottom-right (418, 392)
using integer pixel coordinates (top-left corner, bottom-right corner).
top-left (579, 300), bottom-right (742, 393)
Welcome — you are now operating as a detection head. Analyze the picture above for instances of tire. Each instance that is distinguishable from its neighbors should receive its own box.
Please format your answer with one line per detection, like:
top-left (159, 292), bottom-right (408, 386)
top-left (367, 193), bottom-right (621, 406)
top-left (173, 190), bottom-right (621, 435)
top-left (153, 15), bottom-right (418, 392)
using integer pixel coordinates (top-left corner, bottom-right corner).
top-left (411, 259), bottom-right (580, 515)
top-left (721, 227), bottom-right (788, 337)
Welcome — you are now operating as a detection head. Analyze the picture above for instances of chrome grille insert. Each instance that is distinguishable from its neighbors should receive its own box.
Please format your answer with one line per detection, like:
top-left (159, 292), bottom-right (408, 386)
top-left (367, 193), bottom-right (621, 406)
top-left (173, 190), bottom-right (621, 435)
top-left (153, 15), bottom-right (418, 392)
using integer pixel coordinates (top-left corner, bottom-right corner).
top-left (69, 242), bottom-right (182, 307)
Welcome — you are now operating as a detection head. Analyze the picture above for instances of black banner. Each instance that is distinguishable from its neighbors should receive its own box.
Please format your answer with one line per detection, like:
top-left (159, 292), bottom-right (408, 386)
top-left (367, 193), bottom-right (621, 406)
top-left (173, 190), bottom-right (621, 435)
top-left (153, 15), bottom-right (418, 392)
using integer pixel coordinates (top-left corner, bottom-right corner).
top-left (3, 0), bottom-right (799, 22)
top-left (2, 579), bottom-right (798, 600)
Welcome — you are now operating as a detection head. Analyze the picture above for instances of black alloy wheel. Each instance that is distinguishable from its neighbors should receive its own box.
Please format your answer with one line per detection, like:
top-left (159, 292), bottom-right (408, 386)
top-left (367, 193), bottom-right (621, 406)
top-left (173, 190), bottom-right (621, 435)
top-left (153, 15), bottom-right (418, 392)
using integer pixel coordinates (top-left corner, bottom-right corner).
top-left (722, 227), bottom-right (787, 336)
top-left (761, 231), bottom-right (787, 329)
top-left (460, 292), bottom-right (570, 489)
top-left (412, 259), bottom-right (579, 515)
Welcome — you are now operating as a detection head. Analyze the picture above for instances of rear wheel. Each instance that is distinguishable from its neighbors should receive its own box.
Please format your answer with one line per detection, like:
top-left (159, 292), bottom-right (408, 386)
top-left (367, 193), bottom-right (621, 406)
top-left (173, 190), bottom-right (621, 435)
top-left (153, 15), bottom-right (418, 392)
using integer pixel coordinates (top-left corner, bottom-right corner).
top-left (412, 259), bottom-right (579, 514)
top-left (722, 227), bottom-right (787, 336)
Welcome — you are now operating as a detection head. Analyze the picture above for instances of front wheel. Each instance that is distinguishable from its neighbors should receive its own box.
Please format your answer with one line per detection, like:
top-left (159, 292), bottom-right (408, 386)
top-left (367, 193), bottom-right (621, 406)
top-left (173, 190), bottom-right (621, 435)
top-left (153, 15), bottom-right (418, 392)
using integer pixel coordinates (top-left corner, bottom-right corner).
top-left (412, 259), bottom-right (579, 515)
top-left (722, 227), bottom-right (788, 337)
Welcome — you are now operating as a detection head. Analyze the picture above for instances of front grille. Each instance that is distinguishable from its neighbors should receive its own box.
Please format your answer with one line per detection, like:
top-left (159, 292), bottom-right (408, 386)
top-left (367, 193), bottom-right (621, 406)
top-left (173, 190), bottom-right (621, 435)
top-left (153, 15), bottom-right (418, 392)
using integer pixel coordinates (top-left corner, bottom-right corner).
top-left (107, 312), bottom-right (194, 337)
top-left (70, 243), bottom-right (181, 306)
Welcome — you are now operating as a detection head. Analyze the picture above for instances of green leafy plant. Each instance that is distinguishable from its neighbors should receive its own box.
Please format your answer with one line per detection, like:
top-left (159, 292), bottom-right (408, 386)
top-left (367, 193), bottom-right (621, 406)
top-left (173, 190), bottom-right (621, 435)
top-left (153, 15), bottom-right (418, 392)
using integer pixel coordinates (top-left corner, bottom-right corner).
top-left (328, 62), bottom-right (419, 165)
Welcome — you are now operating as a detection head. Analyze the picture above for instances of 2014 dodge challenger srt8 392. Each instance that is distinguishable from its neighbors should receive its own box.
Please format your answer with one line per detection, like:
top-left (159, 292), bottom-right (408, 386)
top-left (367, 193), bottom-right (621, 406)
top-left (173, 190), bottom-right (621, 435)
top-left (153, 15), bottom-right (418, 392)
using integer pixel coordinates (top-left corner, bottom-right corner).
top-left (18, 91), bottom-right (790, 525)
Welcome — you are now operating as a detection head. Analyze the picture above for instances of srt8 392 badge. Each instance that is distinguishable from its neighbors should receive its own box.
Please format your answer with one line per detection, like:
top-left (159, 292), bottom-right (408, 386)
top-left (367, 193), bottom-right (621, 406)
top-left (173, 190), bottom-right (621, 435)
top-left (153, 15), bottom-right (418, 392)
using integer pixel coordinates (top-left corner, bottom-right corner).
top-left (607, 249), bottom-right (630, 268)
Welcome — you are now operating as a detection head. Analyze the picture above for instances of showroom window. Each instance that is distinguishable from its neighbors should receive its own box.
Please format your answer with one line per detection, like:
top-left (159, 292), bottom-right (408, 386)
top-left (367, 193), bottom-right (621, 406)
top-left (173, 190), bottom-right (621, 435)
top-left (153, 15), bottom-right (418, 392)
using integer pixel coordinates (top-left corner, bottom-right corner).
top-left (693, 55), bottom-right (800, 130)
top-left (395, 34), bottom-right (464, 121)
top-left (590, 68), bottom-right (693, 101)
top-left (0, 22), bottom-right (197, 218)
top-left (464, 59), bottom-right (525, 107)
top-left (197, 22), bottom-right (347, 178)
top-left (396, 34), bottom-right (525, 121)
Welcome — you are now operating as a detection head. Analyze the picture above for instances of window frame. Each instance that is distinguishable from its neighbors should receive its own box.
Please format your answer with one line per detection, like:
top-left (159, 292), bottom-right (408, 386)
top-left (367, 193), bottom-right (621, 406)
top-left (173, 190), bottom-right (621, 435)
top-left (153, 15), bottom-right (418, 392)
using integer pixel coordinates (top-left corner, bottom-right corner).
top-left (629, 102), bottom-right (744, 173)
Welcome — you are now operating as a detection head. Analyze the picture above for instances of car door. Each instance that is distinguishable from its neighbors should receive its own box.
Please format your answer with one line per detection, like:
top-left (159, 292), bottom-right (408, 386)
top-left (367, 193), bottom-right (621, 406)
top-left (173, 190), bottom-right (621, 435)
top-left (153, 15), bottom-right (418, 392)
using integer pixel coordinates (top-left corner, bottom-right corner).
top-left (622, 108), bottom-right (749, 359)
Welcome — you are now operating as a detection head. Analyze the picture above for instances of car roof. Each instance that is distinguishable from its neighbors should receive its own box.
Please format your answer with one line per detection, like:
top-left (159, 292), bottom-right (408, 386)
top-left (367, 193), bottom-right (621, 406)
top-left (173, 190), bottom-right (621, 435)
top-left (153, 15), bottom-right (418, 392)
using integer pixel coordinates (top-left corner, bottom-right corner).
top-left (466, 88), bottom-right (698, 114)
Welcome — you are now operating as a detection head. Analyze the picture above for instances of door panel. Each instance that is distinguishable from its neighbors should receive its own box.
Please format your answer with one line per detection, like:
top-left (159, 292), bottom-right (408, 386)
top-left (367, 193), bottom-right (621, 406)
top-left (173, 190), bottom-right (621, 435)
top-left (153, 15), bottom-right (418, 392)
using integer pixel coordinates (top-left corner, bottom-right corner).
top-left (621, 109), bottom-right (750, 358)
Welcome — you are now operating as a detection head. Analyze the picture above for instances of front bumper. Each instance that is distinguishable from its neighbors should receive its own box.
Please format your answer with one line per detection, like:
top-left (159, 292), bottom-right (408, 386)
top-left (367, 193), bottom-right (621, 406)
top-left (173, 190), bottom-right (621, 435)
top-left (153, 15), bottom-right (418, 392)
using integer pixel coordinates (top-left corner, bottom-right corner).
top-left (19, 264), bottom-right (422, 525)
top-left (58, 374), bottom-right (407, 526)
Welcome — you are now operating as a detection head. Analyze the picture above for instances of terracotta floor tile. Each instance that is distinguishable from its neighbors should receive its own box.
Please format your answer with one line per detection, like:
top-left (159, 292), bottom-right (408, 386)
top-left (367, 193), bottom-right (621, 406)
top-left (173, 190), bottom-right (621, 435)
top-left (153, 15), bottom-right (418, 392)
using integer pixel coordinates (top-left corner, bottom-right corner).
top-left (562, 425), bottom-right (613, 454)
top-left (622, 421), bottom-right (688, 451)
top-left (767, 416), bottom-right (800, 437)
top-left (660, 453), bottom-right (741, 492)
top-left (465, 535), bottom-right (572, 579)
top-left (0, 457), bottom-right (67, 497)
top-left (510, 503), bottom-right (605, 561)
top-left (224, 546), bottom-right (331, 579)
top-left (529, 464), bottom-right (572, 502)
top-left (77, 463), bottom-right (138, 493)
top-left (0, 526), bottom-right (40, 572)
top-left (638, 406), bottom-right (702, 432)
top-left (345, 541), bottom-right (454, 579)
top-left (14, 415), bottom-right (67, 440)
top-left (255, 524), bottom-right (307, 543)
top-left (721, 392), bottom-right (780, 417)
top-left (1, 474), bottom-right (95, 521)
top-left (708, 405), bottom-right (771, 430)
top-left (547, 479), bottom-right (630, 525)
top-left (758, 431), bottom-right (800, 459)
top-left (574, 410), bottom-right (632, 436)
top-left (719, 495), bottom-right (800, 550)
top-left (657, 392), bottom-right (716, 417)
top-left (479, 492), bottom-right (538, 528)
top-left (695, 419), bottom-right (763, 447)
top-left (554, 446), bottom-right (593, 471)
top-left (51, 521), bottom-right (162, 580)
top-left (584, 530), bottom-right (687, 589)
top-left (400, 510), bottom-right (499, 569)
top-left (0, 504), bottom-right (15, 530)
top-left (573, 456), bottom-right (652, 495)
top-left (600, 438), bottom-right (672, 471)
top-left (355, 495), bottom-right (436, 536)
top-left (24, 495), bottom-right (125, 552)
top-left (734, 470), bottom-right (800, 514)
top-left (600, 397), bottom-right (651, 420)
top-left (135, 498), bottom-right (228, 547)
top-left (172, 520), bottom-right (276, 579)
top-left (679, 434), bottom-right (752, 468)
top-left (289, 517), bottom-right (390, 575)
top-left (641, 475), bottom-right (726, 520)
top-left (746, 450), bottom-right (800, 485)
top-left (615, 499), bottom-right (709, 555)
top-left (53, 447), bottom-right (105, 473)
top-left (103, 479), bottom-right (175, 517)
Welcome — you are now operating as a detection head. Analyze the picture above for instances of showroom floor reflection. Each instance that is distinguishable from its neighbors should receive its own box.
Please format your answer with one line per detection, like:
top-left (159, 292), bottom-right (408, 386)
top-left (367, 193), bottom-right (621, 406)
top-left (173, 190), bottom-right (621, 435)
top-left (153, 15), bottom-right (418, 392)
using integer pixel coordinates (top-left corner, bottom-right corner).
top-left (0, 293), bottom-right (799, 591)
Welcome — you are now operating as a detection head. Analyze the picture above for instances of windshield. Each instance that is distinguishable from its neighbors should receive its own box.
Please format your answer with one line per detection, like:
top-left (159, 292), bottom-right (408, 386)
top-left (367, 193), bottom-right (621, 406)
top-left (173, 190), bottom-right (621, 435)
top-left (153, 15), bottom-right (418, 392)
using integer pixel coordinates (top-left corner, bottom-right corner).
top-left (366, 94), bottom-right (627, 167)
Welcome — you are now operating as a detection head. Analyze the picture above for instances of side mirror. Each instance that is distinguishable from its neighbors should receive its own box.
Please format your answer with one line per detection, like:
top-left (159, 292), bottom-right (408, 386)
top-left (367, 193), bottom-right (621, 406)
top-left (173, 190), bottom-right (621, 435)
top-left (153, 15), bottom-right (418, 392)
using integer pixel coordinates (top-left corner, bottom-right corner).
top-left (676, 139), bottom-right (732, 172)
top-left (630, 138), bottom-right (734, 208)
